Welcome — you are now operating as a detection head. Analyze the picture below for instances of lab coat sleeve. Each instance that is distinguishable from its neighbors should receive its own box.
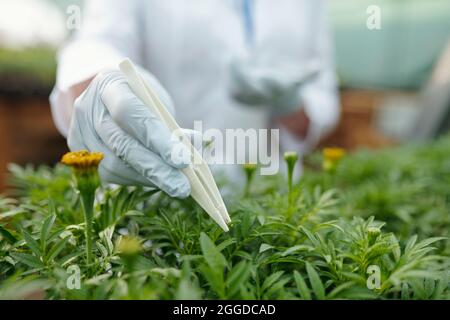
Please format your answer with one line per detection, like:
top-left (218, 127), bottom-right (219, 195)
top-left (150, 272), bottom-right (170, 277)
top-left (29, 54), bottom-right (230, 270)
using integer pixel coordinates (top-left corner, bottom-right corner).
top-left (280, 0), bottom-right (340, 154)
top-left (50, 0), bottom-right (143, 136)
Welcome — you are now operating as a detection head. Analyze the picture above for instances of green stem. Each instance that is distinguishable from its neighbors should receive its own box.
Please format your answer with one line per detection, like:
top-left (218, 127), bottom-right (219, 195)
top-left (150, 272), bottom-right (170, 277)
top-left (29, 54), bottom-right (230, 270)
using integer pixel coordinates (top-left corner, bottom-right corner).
top-left (284, 152), bottom-right (298, 206)
top-left (80, 192), bottom-right (95, 265)
top-left (242, 164), bottom-right (257, 197)
top-left (244, 176), bottom-right (253, 197)
top-left (287, 167), bottom-right (294, 204)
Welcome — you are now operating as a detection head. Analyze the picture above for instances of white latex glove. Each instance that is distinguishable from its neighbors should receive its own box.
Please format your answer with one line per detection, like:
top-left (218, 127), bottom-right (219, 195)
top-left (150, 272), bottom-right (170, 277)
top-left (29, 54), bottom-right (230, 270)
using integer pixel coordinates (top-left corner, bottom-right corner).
top-left (228, 57), bottom-right (319, 115)
top-left (68, 69), bottom-right (192, 198)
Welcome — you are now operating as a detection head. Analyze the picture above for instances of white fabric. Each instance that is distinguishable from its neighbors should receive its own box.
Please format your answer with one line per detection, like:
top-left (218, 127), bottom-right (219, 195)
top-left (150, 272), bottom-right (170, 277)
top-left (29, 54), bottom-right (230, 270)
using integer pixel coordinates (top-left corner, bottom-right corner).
top-left (51, 0), bottom-right (339, 156)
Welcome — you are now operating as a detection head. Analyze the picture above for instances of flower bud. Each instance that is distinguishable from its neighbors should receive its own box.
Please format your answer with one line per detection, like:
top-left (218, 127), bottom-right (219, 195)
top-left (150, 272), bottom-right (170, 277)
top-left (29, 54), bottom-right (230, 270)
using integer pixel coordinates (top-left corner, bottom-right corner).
top-left (242, 163), bottom-right (258, 196)
top-left (284, 151), bottom-right (299, 204)
top-left (117, 236), bottom-right (142, 257)
top-left (367, 226), bottom-right (381, 245)
top-left (322, 148), bottom-right (345, 173)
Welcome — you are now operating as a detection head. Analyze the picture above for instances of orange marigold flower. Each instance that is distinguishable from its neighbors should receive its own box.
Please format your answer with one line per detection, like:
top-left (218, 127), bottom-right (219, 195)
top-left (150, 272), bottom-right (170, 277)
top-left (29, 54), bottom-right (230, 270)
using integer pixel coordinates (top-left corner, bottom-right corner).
top-left (322, 147), bottom-right (346, 162)
top-left (61, 150), bottom-right (103, 171)
top-left (61, 150), bottom-right (103, 264)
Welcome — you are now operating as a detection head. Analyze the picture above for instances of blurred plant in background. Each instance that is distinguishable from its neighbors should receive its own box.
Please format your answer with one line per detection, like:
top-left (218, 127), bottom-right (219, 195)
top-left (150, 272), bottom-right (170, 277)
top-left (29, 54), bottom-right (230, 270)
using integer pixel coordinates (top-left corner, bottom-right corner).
top-left (0, 47), bottom-right (56, 96)
top-left (0, 0), bottom-right (81, 96)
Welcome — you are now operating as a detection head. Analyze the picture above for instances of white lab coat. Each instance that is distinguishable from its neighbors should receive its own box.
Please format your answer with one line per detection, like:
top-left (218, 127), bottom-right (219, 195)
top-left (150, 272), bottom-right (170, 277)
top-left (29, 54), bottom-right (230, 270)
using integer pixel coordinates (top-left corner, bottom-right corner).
top-left (51, 0), bottom-right (339, 180)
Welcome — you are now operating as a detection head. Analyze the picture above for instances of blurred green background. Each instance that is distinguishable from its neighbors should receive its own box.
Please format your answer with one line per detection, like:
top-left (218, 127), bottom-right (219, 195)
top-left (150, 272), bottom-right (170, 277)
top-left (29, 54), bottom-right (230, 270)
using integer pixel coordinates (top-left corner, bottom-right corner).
top-left (1, 0), bottom-right (449, 93)
top-left (330, 0), bottom-right (450, 89)
top-left (0, 0), bottom-right (449, 192)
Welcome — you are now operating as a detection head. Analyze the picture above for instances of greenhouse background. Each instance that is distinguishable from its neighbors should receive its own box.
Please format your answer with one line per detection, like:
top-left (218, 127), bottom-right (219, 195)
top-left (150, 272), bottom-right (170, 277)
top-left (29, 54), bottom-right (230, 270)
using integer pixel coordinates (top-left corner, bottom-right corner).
top-left (1, 0), bottom-right (449, 191)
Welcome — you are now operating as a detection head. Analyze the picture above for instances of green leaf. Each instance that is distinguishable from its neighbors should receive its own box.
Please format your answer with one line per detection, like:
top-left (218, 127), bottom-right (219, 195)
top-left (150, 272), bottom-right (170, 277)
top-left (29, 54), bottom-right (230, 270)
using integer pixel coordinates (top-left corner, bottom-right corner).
top-left (59, 250), bottom-right (83, 266)
top-left (226, 261), bottom-right (251, 298)
top-left (175, 261), bottom-right (202, 300)
top-left (404, 235), bottom-right (418, 253)
top-left (0, 225), bottom-right (17, 244)
top-left (261, 271), bottom-right (284, 293)
top-left (432, 277), bottom-right (447, 299)
top-left (21, 229), bottom-right (41, 257)
top-left (46, 237), bottom-right (69, 262)
top-left (294, 271), bottom-right (311, 300)
top-left (281, 245), bottom-right (310, 256)
top-left (10, 252), bottom-right (44, 269)
top-left (306, 262), bottom-right (325, 299)
top-left (401, 283), bottom-right (410, 299)
top-left (299, 226), bottom-right (319, 246)
top-left (198, 263), bottom-right (225, 298)
top-left (216, 238), bottom-right (236, 252)
top-left (326, 282), bottom-right (357, 299)
top-left (259, 243), bottom-right (274, 254)
top-left (99, 227), bottom-right (114, 255)
top-left (0, 208), bottom-right (27, 219)
top-left (414, 237), bottom-right (446, 250)
top-left (390, 235), bottom-right (401, 262)
top-left (175, 277), bottom-right (202, 300)
top-left (235, 250), bottom-right (253, 260)
top-left (265, 277), bottom-right (289, 298)
top-left (150, 267), bottom-right (181, 278)
top-left (199, 233), bottom-right (227, 272)
top-left (41, 213), bottom-right (56, 252)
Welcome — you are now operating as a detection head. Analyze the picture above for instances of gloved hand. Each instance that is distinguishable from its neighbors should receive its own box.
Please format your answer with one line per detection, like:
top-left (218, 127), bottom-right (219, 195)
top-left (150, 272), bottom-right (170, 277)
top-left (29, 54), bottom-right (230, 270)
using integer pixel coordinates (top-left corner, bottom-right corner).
top-left (68, 68), bottom-right (192, 198)
top-left (228, 56), bottom-right (319, 115)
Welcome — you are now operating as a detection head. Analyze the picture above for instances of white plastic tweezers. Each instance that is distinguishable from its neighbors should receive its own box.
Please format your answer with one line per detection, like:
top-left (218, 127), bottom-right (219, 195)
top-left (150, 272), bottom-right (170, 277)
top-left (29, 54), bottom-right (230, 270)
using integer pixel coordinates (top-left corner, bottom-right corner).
top-left (119, 58), bottom-right (231, 232)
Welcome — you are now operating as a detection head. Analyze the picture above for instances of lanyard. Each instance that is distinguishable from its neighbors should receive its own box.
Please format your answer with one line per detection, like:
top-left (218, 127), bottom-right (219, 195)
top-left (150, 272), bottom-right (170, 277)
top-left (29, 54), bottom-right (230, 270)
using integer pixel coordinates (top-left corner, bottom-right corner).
top-left (242, 0), bottom-right (254, 46)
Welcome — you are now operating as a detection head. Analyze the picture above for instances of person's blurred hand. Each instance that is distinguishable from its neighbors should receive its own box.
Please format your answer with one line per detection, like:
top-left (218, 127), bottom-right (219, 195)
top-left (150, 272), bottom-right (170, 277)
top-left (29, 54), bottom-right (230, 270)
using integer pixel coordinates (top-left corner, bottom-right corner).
top-left (277, 109), bottom-right (311, 140)
top-left (228, 57), bottom-right (318, 115)
top-left (68, 69), bottom-right (192, 198)
top-left (228, 57), bottom-right (319, 140)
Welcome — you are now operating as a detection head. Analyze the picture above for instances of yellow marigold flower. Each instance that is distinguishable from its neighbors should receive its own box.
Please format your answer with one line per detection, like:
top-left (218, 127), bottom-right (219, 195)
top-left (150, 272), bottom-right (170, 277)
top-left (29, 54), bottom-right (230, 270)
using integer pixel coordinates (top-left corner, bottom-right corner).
top-left (61, 150), bottom-right (104, 171)
top-left (61, 150), bottom-right (103, 264)
top-left (322, 148), bottom-right (346, 162)
top-left (322, 148), bottom-right (346, 173)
